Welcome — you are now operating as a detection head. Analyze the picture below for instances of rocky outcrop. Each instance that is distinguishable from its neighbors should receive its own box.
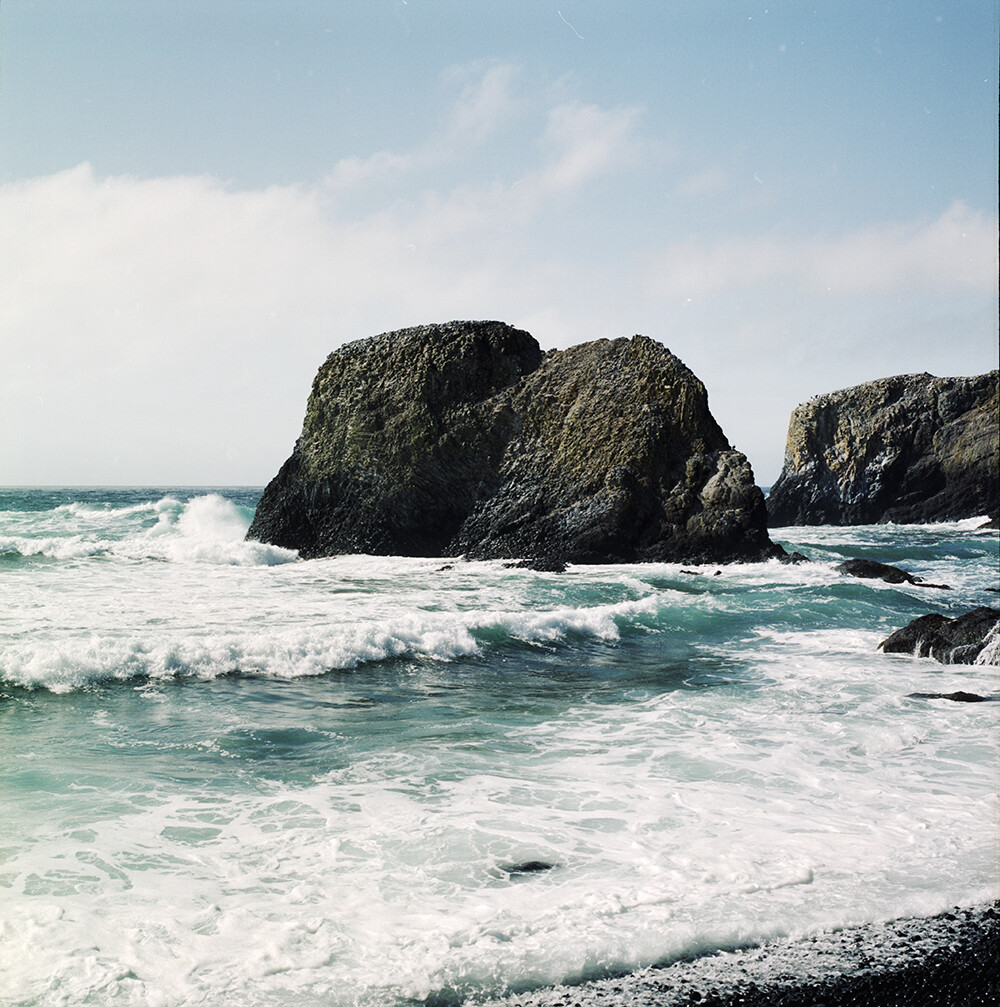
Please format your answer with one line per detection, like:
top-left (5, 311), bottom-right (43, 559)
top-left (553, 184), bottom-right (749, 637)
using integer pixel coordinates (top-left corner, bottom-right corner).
top-left (447, 336), bottom-right (778, 564)
top-left (247, 321), bottom-right (781, 565)
top-left (246, 321), bottom-right (541, 558)
top-left (879, 607), bottom-right (1000, 665)
top-left (766, 372), bottom-right (999, 526)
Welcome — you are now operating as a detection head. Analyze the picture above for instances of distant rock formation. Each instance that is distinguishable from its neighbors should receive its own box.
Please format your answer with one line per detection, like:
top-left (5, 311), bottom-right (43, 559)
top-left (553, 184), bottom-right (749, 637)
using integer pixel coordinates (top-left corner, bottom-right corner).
top-left (880, 607), bottom-right (1000, 665)
top-left (247, 321), bottom-right (782, 565)
top-left (766, 371), bottom-right (999, 526)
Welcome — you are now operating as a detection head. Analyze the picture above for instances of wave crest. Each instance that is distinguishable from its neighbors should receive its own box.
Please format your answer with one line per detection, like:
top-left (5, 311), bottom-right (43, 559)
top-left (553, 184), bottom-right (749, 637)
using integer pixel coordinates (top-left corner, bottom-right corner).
top-left (1, 494), bottom-right (297, 567)
top-left (1, 596), bottom-right (657, 693)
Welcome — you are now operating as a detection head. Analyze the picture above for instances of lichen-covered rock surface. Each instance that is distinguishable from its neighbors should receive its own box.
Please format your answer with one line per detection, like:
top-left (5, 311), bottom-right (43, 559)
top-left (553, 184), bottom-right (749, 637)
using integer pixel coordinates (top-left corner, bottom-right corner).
top-left (766, 371), bottom-right (999, 526)
top-left (247, 321), bottom-right (780, 564)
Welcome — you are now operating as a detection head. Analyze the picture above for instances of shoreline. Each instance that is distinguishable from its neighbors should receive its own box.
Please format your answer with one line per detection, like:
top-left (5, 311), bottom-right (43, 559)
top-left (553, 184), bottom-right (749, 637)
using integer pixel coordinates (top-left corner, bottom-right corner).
top-left (477, 902), bottom-right (999, 1007)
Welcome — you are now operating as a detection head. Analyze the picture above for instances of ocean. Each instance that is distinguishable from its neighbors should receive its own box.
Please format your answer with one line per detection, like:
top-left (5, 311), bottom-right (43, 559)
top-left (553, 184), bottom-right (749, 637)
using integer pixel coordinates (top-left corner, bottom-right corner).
top-left (1, 487), bottom-right (996, 1006)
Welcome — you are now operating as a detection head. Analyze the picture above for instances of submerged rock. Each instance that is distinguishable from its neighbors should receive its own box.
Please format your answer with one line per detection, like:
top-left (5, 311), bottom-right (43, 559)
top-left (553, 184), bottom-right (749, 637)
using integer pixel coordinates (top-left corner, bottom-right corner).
top-left (908, 691), bottom-right (997, 703)
top-left (779, 550), bottom-right (810, 564)
top-left (500, 861), bottom-right (555, 875)
top-left (767, 371), bottom-right (999, 526)
top-left (248, 321), bottom-right (781, 565)
top-left (879, 607), bottom-right (1000, 665)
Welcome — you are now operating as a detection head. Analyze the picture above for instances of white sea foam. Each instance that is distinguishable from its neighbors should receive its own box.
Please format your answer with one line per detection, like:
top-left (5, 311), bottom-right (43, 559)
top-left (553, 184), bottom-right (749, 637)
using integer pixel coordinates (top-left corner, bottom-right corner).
top-left (974, 622), bottom-right (1000, 665)
top-left (0, 493), bottom-right (297, 566)
top-left (1, 659), bottom-right (994, 1006)
top-left (0, 592), bottom-right (660, 692)
top-left (1, 496), bottom-right (997, 1005)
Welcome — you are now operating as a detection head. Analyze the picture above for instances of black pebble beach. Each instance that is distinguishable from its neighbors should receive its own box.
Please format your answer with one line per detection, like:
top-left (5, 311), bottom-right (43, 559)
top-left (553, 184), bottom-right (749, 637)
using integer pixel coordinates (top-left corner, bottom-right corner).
top-left (477, 903), bottom-right (999, 1007)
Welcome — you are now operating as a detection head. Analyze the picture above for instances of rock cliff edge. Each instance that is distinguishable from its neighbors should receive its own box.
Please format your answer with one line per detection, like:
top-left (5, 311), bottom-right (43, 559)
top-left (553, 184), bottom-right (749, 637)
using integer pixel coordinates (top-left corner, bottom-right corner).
top-left (247, 321), bottom-right (781, 564)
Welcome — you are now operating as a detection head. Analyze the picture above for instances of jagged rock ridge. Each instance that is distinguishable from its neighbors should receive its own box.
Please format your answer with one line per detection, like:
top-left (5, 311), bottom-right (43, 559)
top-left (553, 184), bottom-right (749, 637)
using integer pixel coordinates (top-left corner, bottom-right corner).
top-left (247, 321), bottom-right (780, 564)
top-left (766, 371), bottom-right (999, 526)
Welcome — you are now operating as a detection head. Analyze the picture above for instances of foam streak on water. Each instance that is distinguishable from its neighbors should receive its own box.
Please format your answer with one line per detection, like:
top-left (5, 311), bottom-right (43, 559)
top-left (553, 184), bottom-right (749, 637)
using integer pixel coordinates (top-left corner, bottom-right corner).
top-left (0, 489), bottom-right (997, 1006)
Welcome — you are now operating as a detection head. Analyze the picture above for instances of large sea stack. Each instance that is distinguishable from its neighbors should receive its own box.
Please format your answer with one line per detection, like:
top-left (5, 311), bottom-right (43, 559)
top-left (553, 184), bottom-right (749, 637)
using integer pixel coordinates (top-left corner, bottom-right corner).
top-left (766, 371), bottom-right (999, 526)
top-left (247, 321), bottom-right (780, 565)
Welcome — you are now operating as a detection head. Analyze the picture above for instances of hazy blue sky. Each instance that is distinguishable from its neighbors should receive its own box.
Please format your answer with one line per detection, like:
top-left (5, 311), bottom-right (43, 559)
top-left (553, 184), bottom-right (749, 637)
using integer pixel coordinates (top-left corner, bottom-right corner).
top-left (2, 0), bottom-right (997, 486)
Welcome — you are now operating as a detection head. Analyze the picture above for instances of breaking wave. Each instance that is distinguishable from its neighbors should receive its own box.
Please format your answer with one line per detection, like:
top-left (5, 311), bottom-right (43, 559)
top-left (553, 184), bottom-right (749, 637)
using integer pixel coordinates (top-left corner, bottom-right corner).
top-left (0, 493), bottom-right (297, 566)
top-left (0, 595), bottom-right (660, 693)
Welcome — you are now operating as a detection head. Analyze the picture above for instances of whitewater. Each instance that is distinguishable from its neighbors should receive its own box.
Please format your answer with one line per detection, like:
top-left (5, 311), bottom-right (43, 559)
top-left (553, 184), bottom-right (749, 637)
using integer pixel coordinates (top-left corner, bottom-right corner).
top-left (1, 487), bottom-right (997, 1006)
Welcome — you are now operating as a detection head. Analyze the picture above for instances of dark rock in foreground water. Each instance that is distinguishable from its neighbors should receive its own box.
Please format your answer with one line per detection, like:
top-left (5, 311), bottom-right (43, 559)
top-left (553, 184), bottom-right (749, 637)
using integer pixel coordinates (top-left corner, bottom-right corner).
top-left (248, 321), bottom-right (781, 565)
top-left (880, 607), bottom-right (1000, 665)
top-left (835, 558), bottom-right (949, 589)
top-left (500, 861), bottom-right (555, 876)
top-left (766, 371), bottom-right (999, 526)
top-left (909, 691), bottom-right (997, 702)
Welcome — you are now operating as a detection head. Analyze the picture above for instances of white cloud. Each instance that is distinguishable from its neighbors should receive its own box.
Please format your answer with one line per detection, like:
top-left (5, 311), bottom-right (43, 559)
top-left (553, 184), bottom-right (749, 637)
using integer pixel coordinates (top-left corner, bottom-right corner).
top-left (535, 101), bottom-right (643, 193)
top-left (649, 201), bottom-right (999, 299)
top-left (322, 60), bottom-right (523, 193)
top-left (0, 70), bottom-right (647, 483)
top-left (1, 58), bottom-right (994, 487)
top-left (445, 61), bottom-right (522, 145)
top-left (322, 150), bottom-right (417, 191)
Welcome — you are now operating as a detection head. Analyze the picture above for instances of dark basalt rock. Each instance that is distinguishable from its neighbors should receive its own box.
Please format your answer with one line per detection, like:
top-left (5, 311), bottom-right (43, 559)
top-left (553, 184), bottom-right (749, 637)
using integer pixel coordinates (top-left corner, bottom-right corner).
top-left (909, 691), bottom-right (997, 702)
top-left (779, 551), bottom-right (810, 564)
top-left (836, 558), bottom-right (949, 589)
top-left (880, 607), bottom-right (1000, 665)
top-left (246, 320), bottom-right (541, 557)
top-left (500, 861), bottom-right (555, 875)
top-left (248, 321), bottom-right (782, 565)
top-left (767, 371), bottom-right (999, 526)
top-left (508, 558), bottom-right (569, 573)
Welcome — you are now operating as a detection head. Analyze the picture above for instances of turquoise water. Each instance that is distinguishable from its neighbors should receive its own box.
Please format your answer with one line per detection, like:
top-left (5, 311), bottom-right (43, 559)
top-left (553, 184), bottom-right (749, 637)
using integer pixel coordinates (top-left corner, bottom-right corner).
top-left (1, 488), bottom-right (997, 1005)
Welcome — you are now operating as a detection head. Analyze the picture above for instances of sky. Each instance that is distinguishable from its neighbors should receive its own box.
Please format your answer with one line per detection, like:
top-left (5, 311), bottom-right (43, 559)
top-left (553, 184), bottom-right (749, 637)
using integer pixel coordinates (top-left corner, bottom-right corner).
top-left (1, 0), bottom-right (997, 487)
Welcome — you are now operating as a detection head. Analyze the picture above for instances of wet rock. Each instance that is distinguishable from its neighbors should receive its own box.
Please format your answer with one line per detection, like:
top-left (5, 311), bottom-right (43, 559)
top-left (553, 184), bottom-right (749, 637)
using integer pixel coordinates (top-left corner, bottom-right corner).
top-left (880, 607), bottom-right (1000, 664)
top-left (835, 558), bottom-right (949, 588)
top-left (501, 861), bottom-right (555, 875)
top-left (766, 371), bottom-right (999, 526)
top-left (779, 551), bottom-right (810, 564)
top-left (908, 691), bottom-right (997, 702)
top-left (248, 322), bottom-right (782, 565)
top-left (508, 557), bottom-right (569, 573)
